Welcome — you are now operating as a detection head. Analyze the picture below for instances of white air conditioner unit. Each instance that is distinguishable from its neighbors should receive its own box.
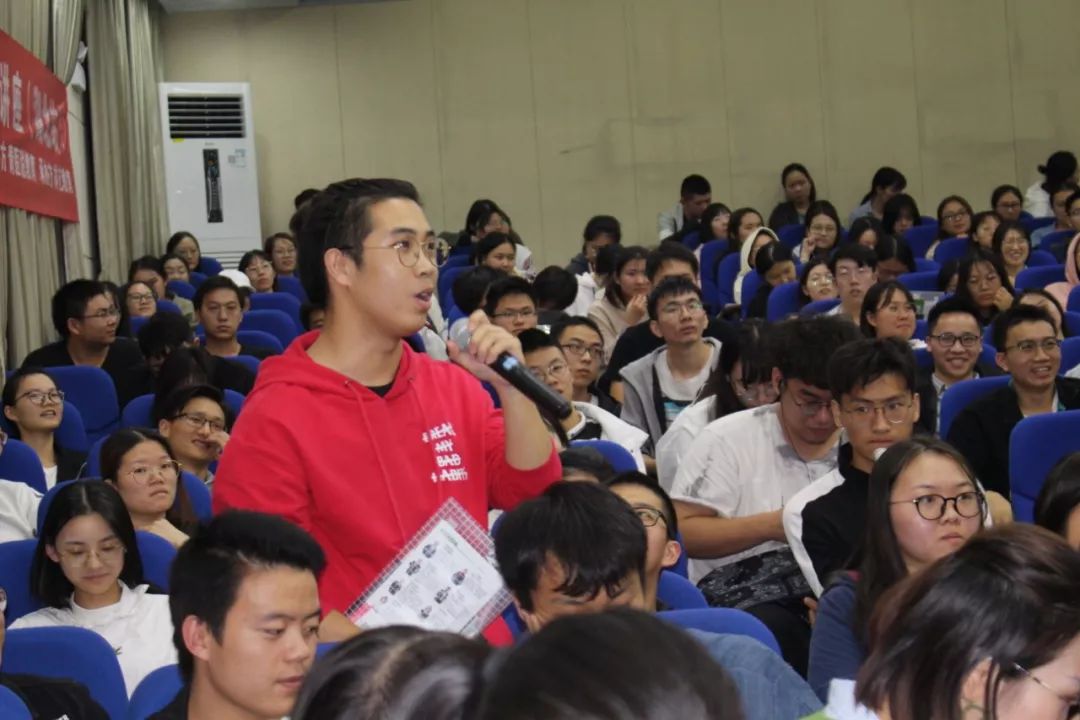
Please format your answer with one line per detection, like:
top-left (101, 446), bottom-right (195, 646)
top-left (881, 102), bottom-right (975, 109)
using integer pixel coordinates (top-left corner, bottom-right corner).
top-left (158, 82), bottom-right (261, 269)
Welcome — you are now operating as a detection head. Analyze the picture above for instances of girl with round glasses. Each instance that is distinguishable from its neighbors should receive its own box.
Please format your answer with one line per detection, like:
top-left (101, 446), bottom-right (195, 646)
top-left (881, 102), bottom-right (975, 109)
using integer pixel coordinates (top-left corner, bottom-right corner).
top-left (10, 481), bottom-right (176, 696)
top-left (808, 437), bottom-right (985, 701)
top-left (1, 366), bottom-right (87, 488)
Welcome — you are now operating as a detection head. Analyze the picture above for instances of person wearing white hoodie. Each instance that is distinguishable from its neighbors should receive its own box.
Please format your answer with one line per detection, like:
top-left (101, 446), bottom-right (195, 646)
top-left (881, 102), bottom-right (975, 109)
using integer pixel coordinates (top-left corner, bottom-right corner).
top-left (733, 227), bottom-right (780, 304)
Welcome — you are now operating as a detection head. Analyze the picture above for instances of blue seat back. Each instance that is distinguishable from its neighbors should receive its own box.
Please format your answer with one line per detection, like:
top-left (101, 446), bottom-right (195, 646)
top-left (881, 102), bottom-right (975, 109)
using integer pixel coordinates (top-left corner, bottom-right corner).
top-left (45, 366), bottom-right (120, 443)
top-left (800, 298), bottom-right (840, 316)
top-left (914, 319), bottom-right (928, 340)
top-left (0, 685), bottom-right (31, 719)
top-left (121, 394), bottom-right (155, 429)
top-left (1022, 216), bottom-right (1055, 234)
top-left (1060, 336), bottom-right (1080, 374)
top-left (1026, 250), bottom-right (1061, 267)
top-left (568, 439), bottom-right (637, 472)
top-left (0, 400), bottom-right (93, 458)
top-left (274, 274), bottom-right (309, 303)
top-left (188, 271), bottom-right (208, 288)
top-left (227, 354), bottom-right (261, 375)
top-left (657, 571), bottom-right (707, 610)
top-left (715, 252), bottom-right (742, 307)
top-left (0, 539), bottom-right (39, 623)
top-left (1068, 285), bottom-right (1080, 314)
top-left (699, 241), bottom-right (730, 310)
top-left (775, 223), bottom-right (803, 248)
top-left (127, 664), bottom-right (183, 720)
top-left (442, 254), bottom-right (471, 270)
top-left (165, 280), bottom-right (195, 300)
top-left (1035, 228), bottom-right (1073, 251)
top-left (765, 281), bottom-right (802, 321)
top-left (740, 273), bottom-right (765, 318)
top-left (680, 230), bottom-right (701, 250)
top-left (136, 531), bottom-right (177, 591)
top-left (437, 266), bottom-right (469, 309)
top-left (1015, 264), bottom-right (1066, 291)
top-left (934, 237), bottom-right (975, 264)
top-left (0, 439), bottom-right (47, 493)
top-left (4, 627), bottom-right (128, 720)
top-left (249, 292), bottom-right (304, 333)
top-left (235, 329), bottom-right (284, 354)
top-left (658, 608), bottom-right (781, 655)
top-left (1066, 311), bottom-right (1080, 338)
top-left (1009, 410), bottom-right (1080, 522)
top-left (130, 315), bottom-right (149, 336)
top-left (897, 271), bottom-right (941, 292)
top-left (940, 376), bottom-right (1011, 439)
top-left (182, 471), bottom-right (213, 522)
top-left (903, 225), bottom-right (939, 258)
top-left (240, 309), bottom-right (297, 347)
top-left (197, 257), bottom-right (224, 275)
top-left (914, 257), bottom-right (940, 273)
top-left (155, 299), bottom-right (182, 316)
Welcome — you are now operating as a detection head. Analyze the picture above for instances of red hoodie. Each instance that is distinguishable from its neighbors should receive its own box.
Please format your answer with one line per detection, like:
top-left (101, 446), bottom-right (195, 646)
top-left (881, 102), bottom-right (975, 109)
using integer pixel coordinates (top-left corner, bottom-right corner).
top-left (213, 332), bottom-right (560, 620)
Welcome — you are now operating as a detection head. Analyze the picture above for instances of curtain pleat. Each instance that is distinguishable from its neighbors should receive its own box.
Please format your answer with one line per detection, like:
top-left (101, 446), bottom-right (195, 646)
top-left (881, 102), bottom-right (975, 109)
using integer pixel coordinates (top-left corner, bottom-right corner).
top-left (52, 0), bottom-right (85, 84)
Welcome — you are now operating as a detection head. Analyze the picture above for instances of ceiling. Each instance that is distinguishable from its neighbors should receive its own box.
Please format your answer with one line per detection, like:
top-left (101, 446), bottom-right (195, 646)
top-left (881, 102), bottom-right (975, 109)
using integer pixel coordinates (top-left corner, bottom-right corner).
top-left (159, 0), bottom-right (398, 13)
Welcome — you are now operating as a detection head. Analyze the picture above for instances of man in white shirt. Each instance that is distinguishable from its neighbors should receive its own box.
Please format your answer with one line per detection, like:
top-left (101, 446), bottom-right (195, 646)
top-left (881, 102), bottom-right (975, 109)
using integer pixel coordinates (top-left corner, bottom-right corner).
top-left (670, 315), bottom-right (861, 675)
top-left (656, 174), bottom-right (711, 240)
top-left (0, 478), bottom-right (39, 543)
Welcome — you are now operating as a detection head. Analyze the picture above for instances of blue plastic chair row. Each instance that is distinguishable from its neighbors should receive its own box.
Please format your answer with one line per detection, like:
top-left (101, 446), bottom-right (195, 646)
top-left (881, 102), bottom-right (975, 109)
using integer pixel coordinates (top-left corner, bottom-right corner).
top-left (1010, 410), bottom-right (1080, 522)
top-left (41, 366), bottom-right (120, 444)
top-left (939, 375), bottom-right (1011, 439)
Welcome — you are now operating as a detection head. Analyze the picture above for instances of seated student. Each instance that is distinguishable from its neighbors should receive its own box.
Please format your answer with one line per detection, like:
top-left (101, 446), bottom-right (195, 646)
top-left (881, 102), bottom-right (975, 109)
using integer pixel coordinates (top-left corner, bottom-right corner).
top-left (155, 511), bottom-right (325, 720)
top-left (620, 278), bottom-right (720, 450)
top-left (23, 280), bottom-right (149, 407)
top-left (827, 244), bottom-right (878, 321)
top-left (871, 234), bottom-right (915, 283)
top-left (1045, 223), bottom-right (1080, 309)
top-left (1034, 452), bottom-right (1080, 549)
top-left (733, 226), bottom-right (779, 304)
top-left (954, 247), bottom-right (1014, 326)
top-left (881, 193), bottom-right (921, 239)
top-left (588, 245), bottom-right (651, 354)
top-left (799, 258), bottom-right (838, 307)
top-left (194, 275), bottom-right (277, 360)
top-left (472, 231), bottom-right (517, 275)
top-left (948, 304), bottom-right (1080, 497)
top-left (484, 275), bottom-right (538, 336)
top-left (138, 313), bottom-right (256, 396)
top-left (991, 183), bottom-right (1024, 222)
top-left (670, 315), bottom-right (860, 676)
top-left (848, 167), bottom-right (906, 225)
top-left (239, 250), bottom-right (277, 294)
top-left (566, 214), bottom-right (620, 276)
top-left (783, 338), bottom-right (920, 598)
top-left (167, 231), bottom-right (217, 276)
top-left (657, 174), bottom-right (711, 241)
top-left (916, 296), bottom-right (1002, 435)
top-left (558, 446), bottom-right (616, 483)
top-left (805, 437), bottom-right (985, 701)
top-left (447, 265), bottom-right (504, 343)
top-left (494, 481), bottom-right (823, 720)
top-left (969, 209), bottom-right (1001, 251)
top-left (130, 255), bottom-right (196, 324)
top-left (290, 626), bottom-right (490, 720)
top-left (11, 482), bottom-right (176, 695)
top-left (521, 329), bottom-right (648, 471)
top-left (858, 281), bottom-right (922, 348)
top-left (162, 253), bottom-right (191, 284)
top-left (532, 266), bottom-right (578, 326)
top-left (122, 280), bottom-right (158, 323)
top-left (794, 201), bottom-right (842, 264)
top-left (992, 219), bottom-right (1034, 287)
top-left (2, 367), bottom-right (87, 486)
top-left (769, 162), bottom-right (816, 230)
top-left (264, 231), bottom-right (298, 277)
top-left (656, 320), bottom-right (777, 490)
top-left (1031, 181), bottom-right (1079, 248)
top-left (845, 216), bottom-right (883, 250)
top-left (0, 474), bottom-right (41, 542)
top-left (155, 385), bottom-right (230, 487)
top-left (549, 316), bottom-right (618, 413)
top-left (936, 258), bottom-right (960, 294)
top-left (747, 242), bottom-right (798, 319)
top-left (101, 428), bottom-right (200, 547)
top-left (726, 207), bottom-right (765, 259)
top-left (601, 243), bottom-right (737, 403)
top-left (815, 525), bottom-right (1080, 719)
top-left (692, 202), bottom-right (731, 250)
top-left (924, 195), bottom-right (973, 259)
top-left (300, 302), bottom-right (326, 331)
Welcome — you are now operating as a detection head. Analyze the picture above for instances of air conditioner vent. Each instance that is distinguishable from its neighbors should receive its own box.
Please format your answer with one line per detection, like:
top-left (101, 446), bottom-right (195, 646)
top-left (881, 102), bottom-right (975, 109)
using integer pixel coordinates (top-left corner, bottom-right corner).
top-left (167, 95), bottom-right (245, 139)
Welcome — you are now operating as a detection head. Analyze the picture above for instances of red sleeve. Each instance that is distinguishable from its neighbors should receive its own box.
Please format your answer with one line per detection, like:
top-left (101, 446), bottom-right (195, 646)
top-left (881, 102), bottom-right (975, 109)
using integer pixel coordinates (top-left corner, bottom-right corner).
top-left (483, 406), bottom-right (561, 511)
top-left (212, 402), bottom-right (312, 532)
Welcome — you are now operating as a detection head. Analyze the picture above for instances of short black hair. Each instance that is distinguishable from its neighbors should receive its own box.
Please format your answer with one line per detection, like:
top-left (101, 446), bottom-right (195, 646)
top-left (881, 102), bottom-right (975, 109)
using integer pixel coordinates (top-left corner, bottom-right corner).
top-left (291, 179), bottom-right (421, 306)
top-left (169, 511), bottom-right (326, 682)
top-left (483, 276), bottom-right (536, 317)
top-left (238, 249), bottom-right (272, 274)
top-left (549, 316), bottom-right (603, 346)
top-left (991, 303), bottom-right (1057, 350)
top-left (753, 241), bottom-right (794, 276)
top-left (774, 315), bottom-right (862, 390)
top-left (128, 255), bottom-right (166, 282)
top-left (137, 311), bottom-right (194, 360)
top-left (51, 279), bottom-right (110, 337)
top-left (645, 242), bottom-right (699, 282)
top-left (991, 184), bottom-right (1022, 208)
top-left (1035, 452), bottom-right (1080, 539)
top-left (679, 174), bottom-right (711, 198)
top-left (559, 447), bottom-right (615, 483)
top-left (518, 327), bottom-right (559, 356)
top-left (583, 215), bottom-right (621, 244)
top-left (494, 482), bottom-right (646, 612)
top-left (604, 471), bottom-right (679, 540)
top-left (192, 274), bottom-right (242, 311)
top-left (874, 234), bottom-right (915, 274)
top-left (829, 243), bottom-right (878, 274)
top-left (882, 193), bottom-right (922, 236)
top-left (927, 296), bottom-right (982, 334)
top-left (646, 276), bottom-right (702, 321)
top-left (532, 266), bottom-right (578, 312)
top-left (293, 188), bottom-right (319, 209)
top-left (472, 231), bottom-right (515, 265)
top-left (828, 337), bottom-right (915, 401)
top-left (859, 281), bottom-right (916, 338)
top-left (451, 266), bottom-right (504, 314)
top-left (152, 383), bottom-right (229, 427)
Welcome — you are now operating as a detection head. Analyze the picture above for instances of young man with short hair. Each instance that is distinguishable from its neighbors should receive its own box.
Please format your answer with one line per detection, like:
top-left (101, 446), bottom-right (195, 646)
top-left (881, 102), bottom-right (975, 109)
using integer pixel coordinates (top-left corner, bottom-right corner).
top-left (23, 279), bottom-right (149, 406)
top-left (783, 338), bottom-right (920, 596)
top-left (521, 329), bottom-right (648, 472)
top-left (827, 244), bottom-right (878, 320)
top-left (670, 315), bottom-right (861, 675)
top-left (484, 276), bottom-right (538, 336)
top-left (620, 277), bottom-right (719, 448)
top-left (153, 511), bottom-right (325, 720)
top-left (550, 316), bottom-right (618, 413)
top-left (917, 296), bottom-right (1002, 434)
top-left (657, 174), bottom-right (711, 240)
top-left (155, 384), bottom-right (230, 487)
top-left (193, 276), bottom-right (276, 360)
top-left (137, 313), bottom-right (255, 395)
top-left (214, 179), bottom-right (560, 641)
top-left (494, 480), bottom-right (822, 720)
top-left (948, 304), bottom-right (1080, 497)
top-left (1031, 182), bottom-right (1080, 247)
top-left (532, 266), bottom-right (578, 326)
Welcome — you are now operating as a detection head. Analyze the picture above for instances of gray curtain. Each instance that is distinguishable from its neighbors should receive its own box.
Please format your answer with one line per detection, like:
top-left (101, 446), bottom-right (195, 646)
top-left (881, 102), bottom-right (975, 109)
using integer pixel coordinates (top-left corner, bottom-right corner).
top-left (52, 0), bottom-right (84, 84)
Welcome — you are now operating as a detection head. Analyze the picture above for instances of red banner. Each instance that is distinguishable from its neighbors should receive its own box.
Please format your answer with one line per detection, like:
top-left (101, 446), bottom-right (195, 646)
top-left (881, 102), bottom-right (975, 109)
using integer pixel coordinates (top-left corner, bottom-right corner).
top-left (0, 29), bottom-right (78, 222)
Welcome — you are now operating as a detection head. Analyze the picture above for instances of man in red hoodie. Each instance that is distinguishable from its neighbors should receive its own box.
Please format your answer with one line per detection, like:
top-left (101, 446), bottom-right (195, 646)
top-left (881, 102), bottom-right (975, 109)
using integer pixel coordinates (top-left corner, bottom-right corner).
top-left (213, 179), bottom-right (561, 640)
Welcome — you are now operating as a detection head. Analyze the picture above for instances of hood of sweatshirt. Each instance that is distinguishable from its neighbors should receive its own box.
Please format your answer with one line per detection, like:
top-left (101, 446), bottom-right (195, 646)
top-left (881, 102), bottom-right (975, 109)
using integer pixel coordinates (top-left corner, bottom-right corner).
top-left (1066, 232), bottom-right (1080, 286)
top-left (738, 227), bottom-right (781, 276)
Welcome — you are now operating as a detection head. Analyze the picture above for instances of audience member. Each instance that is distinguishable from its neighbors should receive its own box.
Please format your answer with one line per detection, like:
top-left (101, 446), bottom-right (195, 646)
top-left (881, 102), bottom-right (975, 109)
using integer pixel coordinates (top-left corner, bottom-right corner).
top-left (807, 438), bottom-right (986, 704)
top-left (828, 244), bottom-right (878, 320)
top-left (0, 471), bottom-right (40, 542)
top-left (1032, 181), bottom-right (1080, 248)
top-left (130, 255), bottom-right (196, 323)
top-left (520, 329), bottom-right (648, 471)
top-left (484, 275), bottom-right (538, 336)
top-left (532, 265), bottom-right (577, 325)
top-left (925, 194), bottom-right (972, 259)
top-left (733, 227), bottom-right (779, 304)
top-left (795, 201), bottom-right (841, 264)
top-left (139, 315), bottom-right (255, 397)
top-left (2, 367), bottom-right (87, 486)
top-left (858, 281), bottom-right (919, 347)
top-left (1024, 150), bottom-right (1077, 216)
top-left (549, 316), bottom-right (618, 412)
top-left (799, 258), bottom-right (838, 306)
top-left (566, 214), bottom-right (620, 276)
top-left (881, 193), bottom-right (920, 239)
top-left (783, 338), bottom-right (920, 598)
top-left (948, 304), bottom-right (1080, 497)
top-left (300, 302), bottom-right (326, 332)
top-left (214, 178), bottom-right (559, 642)
top-left (193, 275), bottom-right (276, 360)
top-left (657, 174), bottom-right (711, 240)
top-left (558, 446), bottom-right (615, 483)
top-left (10, 481), bottom-right (176, 696)
top-left (955, 247), bottom-right (1013, 325)
top-left (693, 202), bottom-right (732, 250)
top-left (822, 525), bottom-right (1080, 719)
top-left (671, 315), bottom-right (860, 675)
top-left (162, 253), bottom-right (191, 284)
top-left (472, 231), bottom-right (517, 275)
top-left (239, 250), bottom-right (276, 294)
top-left (916, 296), bottom-right (1002, 434)
top-left (263, 231), bottom-right (298, 277)
top-left (101, 428), bottom-right (199, 547)
top-left (1034, 452), bottom-right (1080, 549)
top-left (166, 231), bottom-right (215, 276)
top-left (726, 207), bottom-right (765, 255)
top-left (747, 242), bottom-right (797, 318)
top-left (768, 162), bottom-right (817, 229)
top-left (156, 511), bottom-right (325, 720)
top-left (447, 265), bottom-right (504, 343)
top-left (455, 199), bottom-right (509, 252)
top-left (993, 219), bottom-right (1033, 286)
top-left (848, 167), bottom-right (906, 225)
top-left (991, 183), bottom-right (1023, 222)
top-left (871, 234), bottom-right (915, 283)
top-left (588, 245), bottom-right (650, 353)
top-left (154, 384), bottom-right (230, 486)
top-left (845, 216), bottom-right (882, 249)
top-left (619, 278), bottom-right (718, 452)
top-left (122, 280), bottom-right (158, 322)
top-left (969, 209), bottom-right (1001, 250)
top-left (1045, 225), bottom-right (1080, 309)
top-left (23, 279), bottom-right (149, 407)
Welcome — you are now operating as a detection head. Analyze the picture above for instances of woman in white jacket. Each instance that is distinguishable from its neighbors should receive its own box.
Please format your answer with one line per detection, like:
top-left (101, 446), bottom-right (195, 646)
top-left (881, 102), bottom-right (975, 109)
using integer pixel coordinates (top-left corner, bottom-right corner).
top-left (733, 227), bottom-right (780, 304)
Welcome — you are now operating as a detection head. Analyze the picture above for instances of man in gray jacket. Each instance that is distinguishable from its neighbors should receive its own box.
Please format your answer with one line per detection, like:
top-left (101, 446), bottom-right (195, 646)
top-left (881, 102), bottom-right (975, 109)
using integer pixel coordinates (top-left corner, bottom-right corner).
top-left (656, 174), bottom-right (712, 240)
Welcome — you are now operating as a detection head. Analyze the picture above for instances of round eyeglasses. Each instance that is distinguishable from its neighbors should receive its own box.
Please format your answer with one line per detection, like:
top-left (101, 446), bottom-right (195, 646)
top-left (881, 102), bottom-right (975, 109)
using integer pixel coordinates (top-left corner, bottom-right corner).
top-left (890, 491), bottom-right (984, 521)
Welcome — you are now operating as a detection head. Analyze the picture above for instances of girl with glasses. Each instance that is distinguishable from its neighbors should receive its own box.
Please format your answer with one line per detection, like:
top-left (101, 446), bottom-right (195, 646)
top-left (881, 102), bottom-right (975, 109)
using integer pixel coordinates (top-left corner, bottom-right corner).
top-left (1, 367), bottom-right (87, 488)
top-left (239, 249), bottom-right (277, 294)
top-left (263, 231), bottom-right (298, 277)
top-left (10, 481), bottom-right (176, 696)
